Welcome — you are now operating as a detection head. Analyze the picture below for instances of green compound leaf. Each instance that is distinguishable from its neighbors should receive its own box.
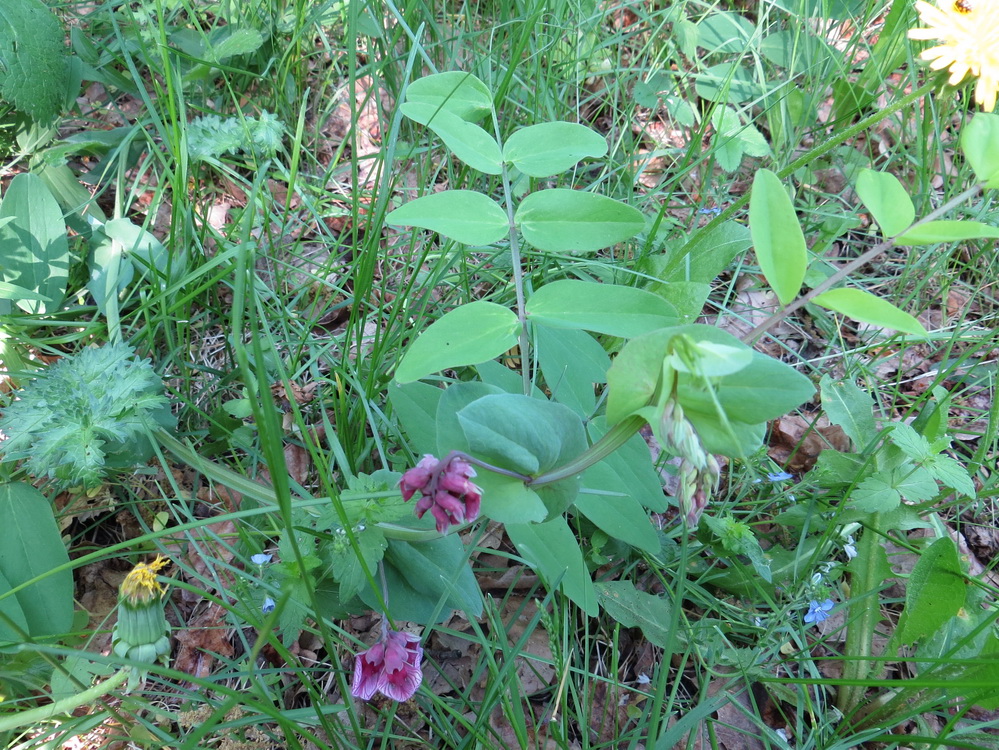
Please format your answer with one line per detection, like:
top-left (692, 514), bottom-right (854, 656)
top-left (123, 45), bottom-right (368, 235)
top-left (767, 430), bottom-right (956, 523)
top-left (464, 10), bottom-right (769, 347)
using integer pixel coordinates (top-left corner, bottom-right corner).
top-left (404, 71), bottom-right (493, 122)
top-left (394, 301), bottom-right (518, 383)
top-left (0, 482), bottom-right (73, 642)
top-left (0, 0), bottom-right (71, 123)
top-left (749, 169), bottom-right (807, 306)
top-left (400, 102), bottom-right (502, 174)
top-left (526, 279), bottom-right (677, 337)
top-left (896, 220), bottom-right (999, 245)
top-left (812, 287), bottom-right (927, 336)
top-left (856, 169), bottom-right (915, 237)
top-left (502, 122), bottom-right (608, 177)
top-left (899, 537), bottom-right (964, 646)
top-left (507, 517), bottom-right (598, 616)
top-left (962, 112), bottom-right (999, 188)
top-left (0, 172), bottom-right (69, 314)
top-left (386, 190), bottom-right (508, 246)
top-left (515, 189), bottom-right (645, 252)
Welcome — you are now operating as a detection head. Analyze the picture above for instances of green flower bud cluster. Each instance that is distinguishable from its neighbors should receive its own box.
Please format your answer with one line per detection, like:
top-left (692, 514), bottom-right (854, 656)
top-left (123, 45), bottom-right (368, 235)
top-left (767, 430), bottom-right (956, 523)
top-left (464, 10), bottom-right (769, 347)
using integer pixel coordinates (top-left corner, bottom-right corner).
top-left (111, 556), bottom-right (171, 685)
top-left (660, 400), bottom-right (720, 527)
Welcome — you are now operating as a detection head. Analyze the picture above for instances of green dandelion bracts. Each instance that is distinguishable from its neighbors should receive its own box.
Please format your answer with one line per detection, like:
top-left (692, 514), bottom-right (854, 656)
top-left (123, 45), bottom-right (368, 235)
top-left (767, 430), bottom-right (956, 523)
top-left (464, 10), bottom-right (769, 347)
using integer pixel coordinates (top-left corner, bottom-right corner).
top-left (111, 556), bottom-right (171, 682)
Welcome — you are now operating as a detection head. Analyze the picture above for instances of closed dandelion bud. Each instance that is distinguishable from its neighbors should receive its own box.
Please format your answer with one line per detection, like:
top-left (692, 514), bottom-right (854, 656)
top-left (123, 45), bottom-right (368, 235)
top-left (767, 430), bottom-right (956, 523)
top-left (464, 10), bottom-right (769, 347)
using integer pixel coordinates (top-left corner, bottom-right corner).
top-left (112, 556), bottom-right (171, 665)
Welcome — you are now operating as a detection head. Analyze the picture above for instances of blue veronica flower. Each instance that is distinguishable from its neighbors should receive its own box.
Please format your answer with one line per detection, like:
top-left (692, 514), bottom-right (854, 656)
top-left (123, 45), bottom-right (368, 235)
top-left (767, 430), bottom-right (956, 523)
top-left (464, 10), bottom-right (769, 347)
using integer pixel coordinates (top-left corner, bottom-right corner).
top-left (251, 553), bottom-right (273, 566)
top-left (767, 471), bottom-right (794, 482)
top-left (804, 599), bottom-right (835, 625)
top-left (262, 597), bottom-right (276, 614)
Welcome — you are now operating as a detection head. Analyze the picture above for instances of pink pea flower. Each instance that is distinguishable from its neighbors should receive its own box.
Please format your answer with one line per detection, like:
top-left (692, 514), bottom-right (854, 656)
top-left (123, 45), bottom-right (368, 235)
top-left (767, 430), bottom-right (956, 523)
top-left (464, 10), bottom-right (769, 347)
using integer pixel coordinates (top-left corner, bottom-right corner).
top-left (351, 629), bottom-right (423, 702)
top-left (399, 454), bottom-right (483, 534)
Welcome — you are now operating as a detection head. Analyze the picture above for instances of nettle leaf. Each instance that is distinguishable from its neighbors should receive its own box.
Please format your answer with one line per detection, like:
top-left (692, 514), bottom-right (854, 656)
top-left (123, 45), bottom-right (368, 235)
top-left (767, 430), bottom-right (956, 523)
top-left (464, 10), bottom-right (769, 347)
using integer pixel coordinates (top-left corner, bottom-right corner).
top-left (749, 169), bottom-right (807, 306)
top-left (404, 71), bottom-right (493, 123)
top-left (812, 287), bottom-right (927, 335)
top-left (0, 482), bottom-right (73, 642)
top-left (394, 300), bottom-right (518, 383)
top-left (962, 113), bottom-right (999, 188)
top-left (515, 189), bottom-right (645, 252)
top-left (386, 190), bottom-right (509, 246)
top-left (896, 220), bottom-right (999, 245)
top-left (899, 537), bottom-right (964, 646)
top-left (526, 279), bottom-right (677, 337)
top-left (851, 472), bottom-right (900, 512)
top-left (507, 518), bottom-right (598, 616)
top-left (0, 0), bottom-right (71, 123)
top-left (0, 173), bottom-right (69, 314)
top-left (856, 169), bottom-right (915, 237)
top-left (400, 102), bottom-right (502, 174)
top-left (502, 122), bottom-right (607, 177)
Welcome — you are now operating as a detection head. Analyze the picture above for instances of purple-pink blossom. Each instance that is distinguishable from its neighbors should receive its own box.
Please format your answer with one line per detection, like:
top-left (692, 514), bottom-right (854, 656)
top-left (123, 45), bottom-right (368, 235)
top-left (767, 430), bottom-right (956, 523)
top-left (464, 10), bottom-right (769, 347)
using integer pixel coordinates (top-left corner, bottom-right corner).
top-left (399, 454), bottom-right (483, 533)
top-left (351, 629), bottom-right (423, 702)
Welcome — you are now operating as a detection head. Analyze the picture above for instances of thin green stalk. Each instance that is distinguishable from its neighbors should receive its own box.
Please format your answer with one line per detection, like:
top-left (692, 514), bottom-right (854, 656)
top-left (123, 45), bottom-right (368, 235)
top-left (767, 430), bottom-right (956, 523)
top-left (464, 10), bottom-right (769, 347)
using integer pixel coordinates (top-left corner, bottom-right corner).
top-left (0, 669), bottom-right (129, 734)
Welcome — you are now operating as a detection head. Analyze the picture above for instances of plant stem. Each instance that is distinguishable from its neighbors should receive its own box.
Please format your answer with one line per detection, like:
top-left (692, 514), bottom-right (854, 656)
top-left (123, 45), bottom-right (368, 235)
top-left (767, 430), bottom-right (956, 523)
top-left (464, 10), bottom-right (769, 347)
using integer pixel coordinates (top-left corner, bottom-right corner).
top-left (0, 668), bottom-right (129, 734)
top-left (530, 416), bottom-right (645, 486)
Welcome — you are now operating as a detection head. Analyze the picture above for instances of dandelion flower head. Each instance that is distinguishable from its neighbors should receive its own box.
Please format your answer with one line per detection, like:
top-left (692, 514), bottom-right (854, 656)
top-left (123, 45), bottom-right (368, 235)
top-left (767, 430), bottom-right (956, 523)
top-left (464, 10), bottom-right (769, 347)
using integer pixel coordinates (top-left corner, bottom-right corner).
top-left (909, 0), bottom-right (999, 111)
top-left (121, 555), bottom-right (169, 604)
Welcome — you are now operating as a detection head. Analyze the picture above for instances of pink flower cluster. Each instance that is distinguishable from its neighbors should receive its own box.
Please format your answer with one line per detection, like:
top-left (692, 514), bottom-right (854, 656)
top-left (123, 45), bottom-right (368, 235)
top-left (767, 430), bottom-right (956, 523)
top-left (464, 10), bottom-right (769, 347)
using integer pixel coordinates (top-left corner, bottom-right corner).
top-left (351, 629), bottom-right (423, 702)
top-left (400, 454), bottom-right (483, 534)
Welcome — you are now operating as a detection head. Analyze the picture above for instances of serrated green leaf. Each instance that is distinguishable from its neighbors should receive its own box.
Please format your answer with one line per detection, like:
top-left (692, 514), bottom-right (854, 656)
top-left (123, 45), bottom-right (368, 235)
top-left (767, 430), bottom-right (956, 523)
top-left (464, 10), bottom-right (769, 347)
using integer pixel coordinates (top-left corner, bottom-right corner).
top-left (394, 301), bottom-right (518, 383)
top-left (502, 122), bottom-right (607, 177)
top-left (386, 190), bottom-right (509, 246)
top-left (927, 454), bottom-right (976, 498)
top-left (894, 466), bottom-right (939, 502)
top-left (821, 375), bottom-right (878, 450)
top-left (595, 581), bottom-right (673, 648)
top-left (856, 168), bottom-right (915, 237)
top-left (899, 537), bottom-right (964, 646)
top-left (749, 169), bottom-right (807, 305)
top-left (515, 189), bottom-right (645, 252)
top-left (526, 279), bottom-right (677, 337)
top-left (890, 422), bottom-right (932, 461)
top-left (0, 483), bottom-right (73, 641)
top-left (0, 0), bottom-right (70, 123)
top-left (400, 102), bottom-right (502, 174)
top-left (812, 287), bottom-right (927, 336)
top-left (507, 518), bottom-right (598, 615)
top-left (404, 71), bottom-right (493, 122)
top-left (851, 473), bottom-right (900, 512)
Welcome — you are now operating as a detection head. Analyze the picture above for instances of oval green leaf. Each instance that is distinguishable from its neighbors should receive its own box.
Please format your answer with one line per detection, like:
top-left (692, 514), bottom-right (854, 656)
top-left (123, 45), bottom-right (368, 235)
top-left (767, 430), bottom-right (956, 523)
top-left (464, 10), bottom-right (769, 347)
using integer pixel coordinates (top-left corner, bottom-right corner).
top-left (526, 279), bottom-right (677, 336)
top-left (812, 287), bottom-right (927, 336)
top-left (386, 190), bottom-right (508, 246)
top-left (507, 518), bottom-right (598, 616)
top-left (394, 301), bottom-right (518, 383)
top-left (404, 71), bottom-right (493, 122)
top-left (962, 113), bottom-right (999, 188)
top-left (856, 168), bottom-right (915, 237)
top-left (895, 220), bottom-right (999, 245)
top-left (503, 122), bottom-right (608, 177)
top-left (515, 189), bottom-right (645, 252)
top-left (400, 102), bottom-right (502, 174)
top-left (749, 169), bottom-right (807, 305)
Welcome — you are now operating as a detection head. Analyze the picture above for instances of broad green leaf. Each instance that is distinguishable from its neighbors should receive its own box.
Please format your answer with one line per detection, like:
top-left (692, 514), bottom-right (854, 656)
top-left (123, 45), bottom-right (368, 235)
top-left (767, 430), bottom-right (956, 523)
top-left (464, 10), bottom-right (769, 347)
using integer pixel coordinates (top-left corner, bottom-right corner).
top-left (87, 218), bottom-right (168, 315)
top-left (662, 220), bottom-right (751, 283)
top-left (0, 173), bottom-right (69, 314)
top-left (515, 189), bottom-right (645, 252)
top-left (587, 420), bottom-right (669, 512)
top-left (0, 566), bottom-right (29, 643)
top-left (476, 471), bottom-right (547, 525)
top-left (821, 375), bottom-right (878, 450)
top-left (386, 190), bottom-right (508, 246)
top-left (696, 10), bottom-right (754, 54)
top-left (0, 483), bottom-right (73, 640)
top-left (394, 301), bottom-right (518, 383)
top-left (812, 287), bottom-right (927, 335)
top-left (404, 71), bottom-right (493, 122)
top-left (435, 381), bottom-right (502, 459)
top-left (855, 169), bottom-right (915, 236)
top-left (0, 0), bottom-right (71, 124)
top-left (606, 328), bottom-right (672, 425)
top-left (694, 62), bottom-right (760, 104)
top-left (575, 489), bottom-right (660, 554)
top-left (387, 380), bottom-right (442, 457)
top-left (400, 102), bottom-right (502, 174)
top-left (710, 106), bottom-right (771, 173)
top-left (899, 537), bottom-right (964, 646)
top-left (962, 113), bottom-right (999, 188)
top-left (851, 473), bottom-right (901, 512)
top-left (526, 279), bottom-right (677, 337)
top-left (502, 122), bottom-right (607, 177)
top-left (896, 220), bottom-right (999, 245)
top-left (749, 169), bottom-right (806, 305)
top-left (535, 325), bottom-right (609, 415)
top-left (508, 518), bottom-right (598, 615)
top-left (0, 280), bottom-right (49, 302)
top-left (595, 581), bottom-right (673, 649)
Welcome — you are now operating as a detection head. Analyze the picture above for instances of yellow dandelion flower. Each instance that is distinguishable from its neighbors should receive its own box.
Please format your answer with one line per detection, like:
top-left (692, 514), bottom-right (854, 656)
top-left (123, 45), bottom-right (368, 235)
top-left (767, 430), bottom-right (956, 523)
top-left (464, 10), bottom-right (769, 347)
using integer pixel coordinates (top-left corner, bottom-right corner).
top-left (120, 555), bottom-right (169, 604)
top-left (909, 0), bottom-right (999, 111)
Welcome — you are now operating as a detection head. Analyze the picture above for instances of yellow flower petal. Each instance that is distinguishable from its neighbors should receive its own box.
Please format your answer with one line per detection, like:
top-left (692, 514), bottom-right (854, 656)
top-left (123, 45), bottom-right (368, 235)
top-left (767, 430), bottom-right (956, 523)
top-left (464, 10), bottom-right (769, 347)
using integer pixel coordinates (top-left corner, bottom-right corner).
top-left (120, 555), bottom-right (169, 605)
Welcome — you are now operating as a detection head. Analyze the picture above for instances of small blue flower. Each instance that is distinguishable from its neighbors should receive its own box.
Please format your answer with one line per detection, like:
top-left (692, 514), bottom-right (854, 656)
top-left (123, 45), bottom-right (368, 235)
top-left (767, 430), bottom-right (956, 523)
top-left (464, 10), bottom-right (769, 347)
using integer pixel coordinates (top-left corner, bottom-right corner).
top-left (767, 471), bottom-right (794, 482)
top-left (804, 599), bottom-right (835, 625)
top-left (697, 206), bottom-right (722, 216)
top-left (251, 553), bottom-right (272, 566)
top-left (262, 597), bottom-right (276, 614)
top-left (843, 536), bottom-right (857, 560)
